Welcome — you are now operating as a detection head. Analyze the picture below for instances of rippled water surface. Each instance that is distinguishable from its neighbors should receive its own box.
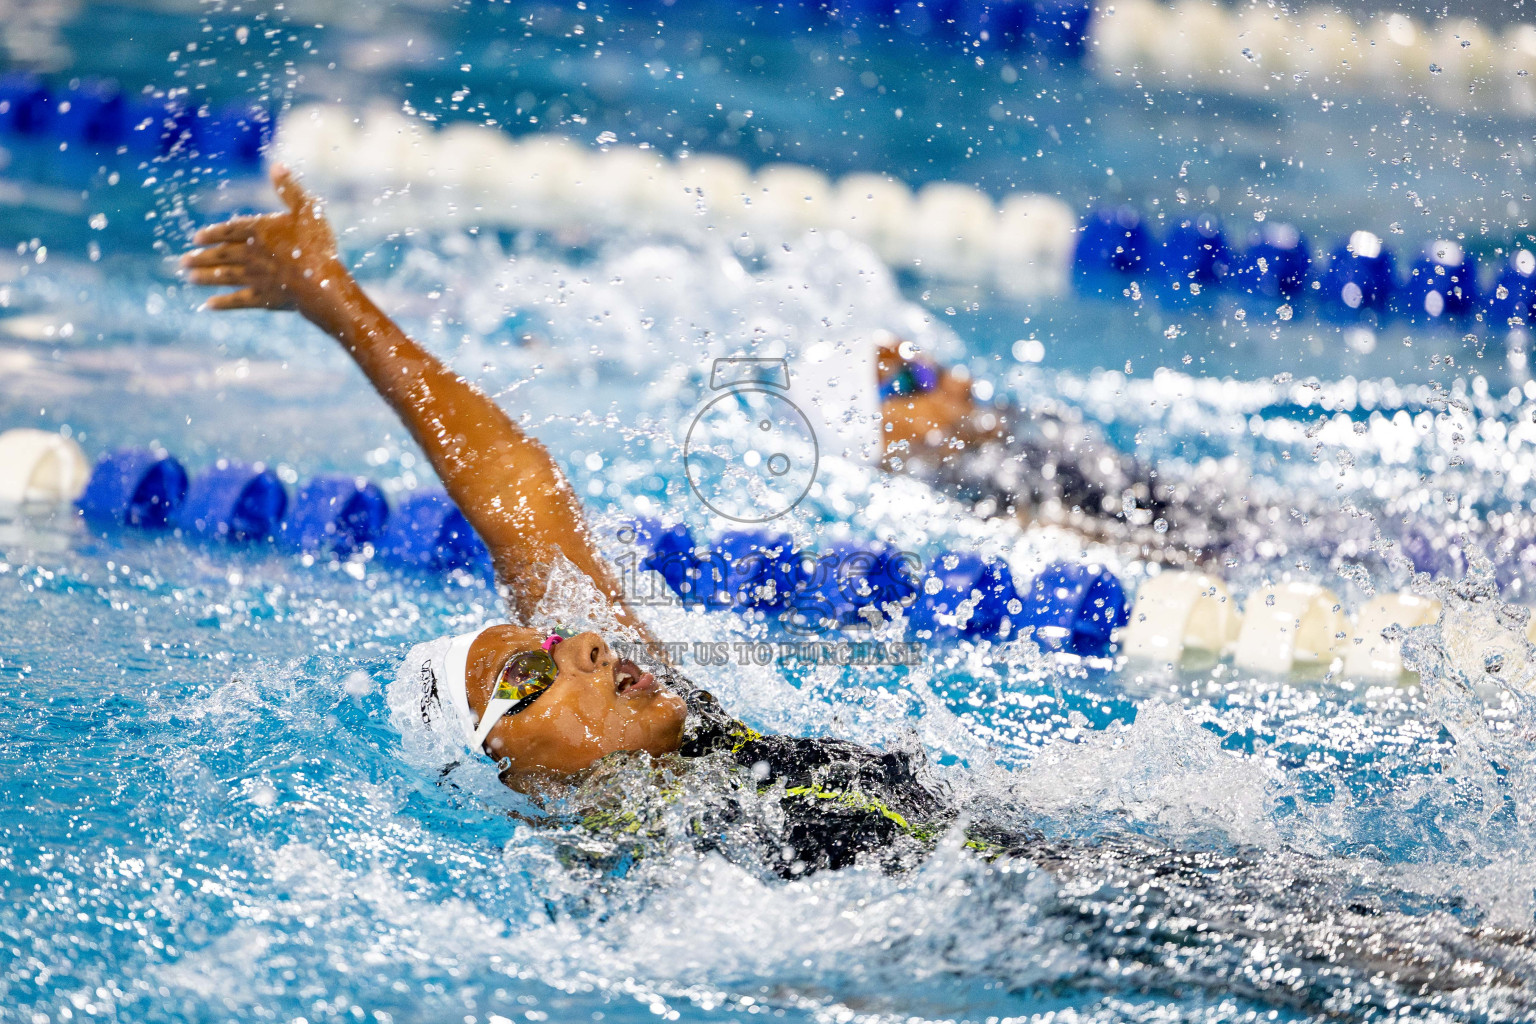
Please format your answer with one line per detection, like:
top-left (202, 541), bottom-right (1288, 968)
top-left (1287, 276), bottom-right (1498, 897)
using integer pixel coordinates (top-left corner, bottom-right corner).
top-left (8, 3), bottom-right (1536, 1023)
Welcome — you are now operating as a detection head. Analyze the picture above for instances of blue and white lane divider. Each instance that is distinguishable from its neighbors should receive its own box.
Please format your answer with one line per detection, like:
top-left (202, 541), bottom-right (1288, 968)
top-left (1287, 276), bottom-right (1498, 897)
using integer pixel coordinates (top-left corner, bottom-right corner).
top-left (622, 517), bottom-right (1470, 678)
top-left (176, 461), bottom-right (287, 542)
top-left (271, 104), bottom-right (1535, 324)
top-left (0, 74), bottom-right (271, 167)
top-left (0, 428), bottom-right (1475, 673)
top-left (376, 491), bottom-right (493, 575)
top-left (7, 77), bottom-right (1509, 323)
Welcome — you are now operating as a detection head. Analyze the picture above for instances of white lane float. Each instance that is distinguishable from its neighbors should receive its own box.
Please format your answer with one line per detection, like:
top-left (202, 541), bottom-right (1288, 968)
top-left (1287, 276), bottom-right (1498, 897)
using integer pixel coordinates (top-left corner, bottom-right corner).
top-left (0, 429), bottom-right (91, 506)
top-left (1435, 599), bottom-right (1536, 695)
top-left (1231, 582), bottom-right (1348, 675)
top-left (1341, 592), bottom-right (1442, 682)
top-left (1120, 570), bottom-right (1240, 665)
top-left (506, 134), bottom-right (593, 230)
top-left (1087, 0), bottom-right (1161, 74)
top-left (752, 163), bottom-right (836, 239)
top-left (833, 172), bottom-right (917, 265)
top-left (910, 182), bottom-right (999, 283)
top-left (352, 106), bottom-right (433, 188)
top-left (1502, 25), bottom-right (1536, 114)
top-left (437, 120), bottom-right (519, 198)
top-left (1087, 3), bottom-right (1533, 116)
top-left (271, 104), bottom-right (1074, 296)
top-left (591, 145), bottom-right (688, 234)
top-left (676, 152), bottom-right (754, 232)
top-left (996, 193), bottom-right (1077, 298)
top-left (1121, 576), bottom-right (1450, 683)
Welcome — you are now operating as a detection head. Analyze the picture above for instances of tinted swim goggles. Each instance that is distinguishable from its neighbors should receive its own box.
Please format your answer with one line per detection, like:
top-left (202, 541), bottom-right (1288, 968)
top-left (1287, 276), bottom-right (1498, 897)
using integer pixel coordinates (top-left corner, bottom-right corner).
top-left (471, 633), bottom-right (564, 750)
top-left (878, 357), bottom-right (940, 400)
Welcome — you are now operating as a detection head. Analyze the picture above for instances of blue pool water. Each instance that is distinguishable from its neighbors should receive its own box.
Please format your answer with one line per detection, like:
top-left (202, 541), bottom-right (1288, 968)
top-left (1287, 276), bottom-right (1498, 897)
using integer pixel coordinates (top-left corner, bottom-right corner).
top-left (7, 2), bottom-right (1536, 1022)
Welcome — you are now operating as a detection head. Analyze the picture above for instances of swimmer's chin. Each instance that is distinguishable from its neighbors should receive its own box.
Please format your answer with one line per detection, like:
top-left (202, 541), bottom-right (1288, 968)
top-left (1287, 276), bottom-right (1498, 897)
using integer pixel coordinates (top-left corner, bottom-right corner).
top-left (503, 701), bottom-right (686, 795)
top-left (625, 688), bottom-right (688, 761)
top-left (647, 689), bottom-right (689, 750)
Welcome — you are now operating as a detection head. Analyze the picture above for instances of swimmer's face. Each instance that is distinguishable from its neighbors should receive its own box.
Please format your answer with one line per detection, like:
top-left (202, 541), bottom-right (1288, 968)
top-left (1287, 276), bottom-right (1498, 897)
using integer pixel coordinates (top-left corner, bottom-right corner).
top-left (464, 626), bottom-right (687, 784)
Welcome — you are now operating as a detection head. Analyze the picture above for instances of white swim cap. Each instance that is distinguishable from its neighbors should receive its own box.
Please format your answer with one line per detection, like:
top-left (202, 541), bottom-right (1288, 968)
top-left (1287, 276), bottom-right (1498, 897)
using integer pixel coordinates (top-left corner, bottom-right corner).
top-left (396, 624), bottom-right (502, 756)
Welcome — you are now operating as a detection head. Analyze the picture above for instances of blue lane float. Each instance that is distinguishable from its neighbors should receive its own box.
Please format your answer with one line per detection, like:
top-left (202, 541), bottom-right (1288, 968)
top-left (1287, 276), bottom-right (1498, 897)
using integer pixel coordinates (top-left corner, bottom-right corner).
top-left (279, 476), bottom-right (389, 555)
top-left (0, 74), bottom-right (52, 135)
top-left (0, 74), bottom-right (270, 169)
top-left (1074, 206), bottom-right (1154, 289)
top-left (628, 520), bottom-right (1127, 653)
top-left (174, 462), bottom-right (288, 542)
top-left (1028, 0), bottom-right (1095, 58)
top-left (78, 450), bottom-right (189, 529)
top-left (1159, 215), bottom-right (1231, 298)
top-left (67, 454), bottom-right (1132, 650)
top-left (1018, 561), bottom-right (1129, 657)
top-left (1075, 207), bottom-right (1536, 330)
top-left (52, 81), bottom-right (127, 145)
top-left (199, 105), bottom-right (273, 164)
top-left (74, 446), bottom-right (492, 579)
top-left (713, 529), bottom-right (798, 611)
top-left (952, 1), bottom-right (1033, 49)
top-left (805, 542), bottom-right (918, 629)
top-left (822, 0), bottom-right (1094, 56)
top-left (1231, 223), bottom-right (1311, 299)
top-left (377, 490), bottom-right (493, 576)
top-left (146, 103), bottom-right (200, 158)
top-left (627, 517), bottom-right (701, 602)
top-left (1488, 250), bottom-right (1536, 327)
top-left (1401, 241), bottom-right (1478, 321)
top-left (1320, 232), bottom-right (1396, 315)
top-left (908, 551), bottom-right (1019, 641)
top-left (787, 541), bottom-right (876, 630)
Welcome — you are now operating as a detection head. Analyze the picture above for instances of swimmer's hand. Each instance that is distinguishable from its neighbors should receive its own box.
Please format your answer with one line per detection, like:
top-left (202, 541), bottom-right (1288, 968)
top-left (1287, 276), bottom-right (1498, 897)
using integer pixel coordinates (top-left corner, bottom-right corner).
top-left (181, 164), bottom-right (348, 320)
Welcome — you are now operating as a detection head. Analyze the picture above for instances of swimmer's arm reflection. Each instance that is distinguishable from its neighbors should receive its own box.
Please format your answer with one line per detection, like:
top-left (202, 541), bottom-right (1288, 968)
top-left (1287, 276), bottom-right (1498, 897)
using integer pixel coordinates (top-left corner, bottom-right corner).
top-left (180, 165), bottom-right (649, 638)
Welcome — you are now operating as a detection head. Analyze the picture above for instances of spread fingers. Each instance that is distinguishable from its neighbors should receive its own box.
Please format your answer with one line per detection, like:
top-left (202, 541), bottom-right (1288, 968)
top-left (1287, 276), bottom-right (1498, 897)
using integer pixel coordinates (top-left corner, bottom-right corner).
top-left (203, 288), bottom-right (262, 311)
top-left (183, 265), bottom-right (251, 287)
top-left (180, 242), bottom-right (253, 269)
top-left (191, 216), bottom-right (267, 246)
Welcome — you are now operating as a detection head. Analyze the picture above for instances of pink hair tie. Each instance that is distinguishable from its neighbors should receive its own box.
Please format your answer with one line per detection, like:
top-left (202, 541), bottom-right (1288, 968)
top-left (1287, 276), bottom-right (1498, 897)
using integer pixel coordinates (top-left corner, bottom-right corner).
top-left (541, 633), bottom-right (564, 652)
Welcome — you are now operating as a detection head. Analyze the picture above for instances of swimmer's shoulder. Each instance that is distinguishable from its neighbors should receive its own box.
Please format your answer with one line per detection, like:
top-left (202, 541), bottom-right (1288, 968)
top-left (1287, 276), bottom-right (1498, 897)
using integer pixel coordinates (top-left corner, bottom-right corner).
top-left (671, 678), bottom-right (945, 807)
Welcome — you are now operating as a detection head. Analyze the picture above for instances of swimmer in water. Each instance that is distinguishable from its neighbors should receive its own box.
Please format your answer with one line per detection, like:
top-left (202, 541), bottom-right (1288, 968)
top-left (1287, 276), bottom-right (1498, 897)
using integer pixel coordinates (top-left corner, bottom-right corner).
top-left (872, 338), bottom-right (1536, 579)
top-left (874, 336), bottom-right (1268, 565)
top-left (183, 168), bottom-right (1536, 1017)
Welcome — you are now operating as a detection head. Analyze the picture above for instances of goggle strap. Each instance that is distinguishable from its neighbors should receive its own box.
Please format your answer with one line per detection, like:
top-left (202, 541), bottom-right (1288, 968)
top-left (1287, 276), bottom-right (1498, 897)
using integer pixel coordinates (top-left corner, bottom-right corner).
top-left (474, 697), bottom-right (518, 750)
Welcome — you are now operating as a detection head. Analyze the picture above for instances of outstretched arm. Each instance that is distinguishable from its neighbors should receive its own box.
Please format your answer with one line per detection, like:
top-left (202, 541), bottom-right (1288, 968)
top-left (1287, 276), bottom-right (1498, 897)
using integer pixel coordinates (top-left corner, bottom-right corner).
top-left (182, 165), bottom-right (648, 636)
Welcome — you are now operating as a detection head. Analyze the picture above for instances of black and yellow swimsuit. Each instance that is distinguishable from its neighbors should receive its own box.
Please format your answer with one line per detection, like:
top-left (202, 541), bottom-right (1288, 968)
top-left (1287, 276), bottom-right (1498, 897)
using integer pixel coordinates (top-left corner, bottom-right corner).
top-left (569, 686), bottom-right (1034, 878)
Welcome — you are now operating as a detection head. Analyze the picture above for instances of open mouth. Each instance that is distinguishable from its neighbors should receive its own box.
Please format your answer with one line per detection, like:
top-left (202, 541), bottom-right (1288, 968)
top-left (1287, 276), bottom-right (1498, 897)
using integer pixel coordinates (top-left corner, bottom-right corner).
top-left (614, 658), bottom-right (657, 697)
